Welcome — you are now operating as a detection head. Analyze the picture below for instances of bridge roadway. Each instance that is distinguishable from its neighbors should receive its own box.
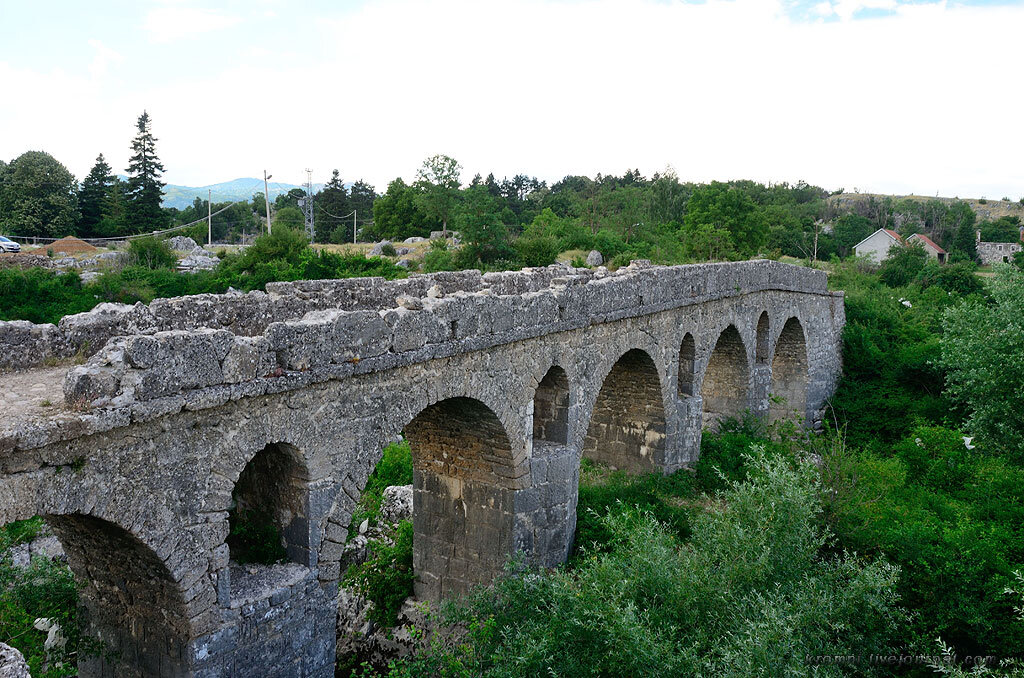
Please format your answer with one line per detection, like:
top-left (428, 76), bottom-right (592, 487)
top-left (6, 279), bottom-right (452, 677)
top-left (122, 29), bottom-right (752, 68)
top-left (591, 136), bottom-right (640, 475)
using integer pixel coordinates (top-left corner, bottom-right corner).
top-left (0, 259), bottom-right (844, 677)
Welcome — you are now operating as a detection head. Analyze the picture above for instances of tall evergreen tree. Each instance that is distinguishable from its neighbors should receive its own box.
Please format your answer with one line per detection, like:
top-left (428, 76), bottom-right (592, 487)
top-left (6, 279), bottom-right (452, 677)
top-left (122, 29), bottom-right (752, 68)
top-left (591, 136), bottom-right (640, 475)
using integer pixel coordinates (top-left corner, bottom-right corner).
top-left (313, 169), bottom-right (350, 243)
top-left (79, 153), bottom-right (116, 237)
top-left (125, 111), bottom-right (167, 232)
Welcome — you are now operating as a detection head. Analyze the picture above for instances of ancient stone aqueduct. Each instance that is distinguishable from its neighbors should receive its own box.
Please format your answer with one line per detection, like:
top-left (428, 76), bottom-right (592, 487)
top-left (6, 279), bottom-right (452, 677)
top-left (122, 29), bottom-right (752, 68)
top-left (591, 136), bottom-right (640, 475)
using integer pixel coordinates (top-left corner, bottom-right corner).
top-left (0, 260), bottom-right (844, 677)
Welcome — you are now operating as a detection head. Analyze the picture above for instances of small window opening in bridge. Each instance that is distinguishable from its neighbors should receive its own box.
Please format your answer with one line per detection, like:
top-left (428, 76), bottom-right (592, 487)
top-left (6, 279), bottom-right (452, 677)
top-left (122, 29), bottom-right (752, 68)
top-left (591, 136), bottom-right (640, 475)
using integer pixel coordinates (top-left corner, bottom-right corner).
top-left (769, 317), bottom-right (809, 426)
top-left (583, 348), bottom-right (667, 473)
top-left (2, 514), bottom-right (191, 676)
top-left (533, 365), bottom-right (570, 447)
top-left (678, 333), bottom-right (696, 397)
top-left (228, 442), bottom-right (311, 567)
top-left (701, 325), bottom-right (750, 431)
top-left (755, 312), bottom-right (770, 364)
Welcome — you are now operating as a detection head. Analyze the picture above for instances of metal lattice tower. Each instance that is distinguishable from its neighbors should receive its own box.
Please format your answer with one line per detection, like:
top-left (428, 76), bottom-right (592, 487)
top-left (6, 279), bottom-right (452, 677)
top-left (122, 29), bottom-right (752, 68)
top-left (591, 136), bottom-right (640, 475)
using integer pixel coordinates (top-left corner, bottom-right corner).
top-left (299, 168), bottom-right (315, 242)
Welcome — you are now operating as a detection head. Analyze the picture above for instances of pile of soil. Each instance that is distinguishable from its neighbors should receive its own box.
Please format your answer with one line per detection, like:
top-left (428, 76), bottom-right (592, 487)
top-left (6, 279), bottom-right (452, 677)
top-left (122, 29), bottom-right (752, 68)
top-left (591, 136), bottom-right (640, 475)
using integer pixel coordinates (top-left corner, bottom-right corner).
top-left (49, 236), bottom-right (98, 255)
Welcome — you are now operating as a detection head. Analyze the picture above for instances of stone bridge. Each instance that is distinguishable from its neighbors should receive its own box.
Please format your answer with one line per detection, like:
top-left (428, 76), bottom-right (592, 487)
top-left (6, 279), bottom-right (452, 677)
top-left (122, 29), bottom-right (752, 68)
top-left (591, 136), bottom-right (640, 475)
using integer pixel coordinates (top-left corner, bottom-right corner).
top-left (0, 260), bottom-right (844, 677)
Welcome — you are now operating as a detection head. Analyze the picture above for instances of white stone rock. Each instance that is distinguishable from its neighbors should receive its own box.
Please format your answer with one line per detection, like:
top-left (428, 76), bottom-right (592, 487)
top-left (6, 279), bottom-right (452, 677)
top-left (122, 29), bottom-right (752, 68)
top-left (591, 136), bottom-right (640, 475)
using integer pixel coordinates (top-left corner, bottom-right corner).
top-left (586, 250), bottom-right (604, 267)
top-left (379, 485), bottom-right (413, 525)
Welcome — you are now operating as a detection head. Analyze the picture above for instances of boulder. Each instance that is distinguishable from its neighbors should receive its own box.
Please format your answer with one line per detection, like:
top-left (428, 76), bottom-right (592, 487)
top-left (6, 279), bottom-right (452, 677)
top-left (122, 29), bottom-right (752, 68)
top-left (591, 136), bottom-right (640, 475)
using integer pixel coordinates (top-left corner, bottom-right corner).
top-left (395, 247), bottom-right (411, 256)
top-left (403, 236), bottom-right (427, 243)
top-left (395, 259), bottom-right (414, 269)
top-left (586, 250), bottom-right (604, 267)
top-left (168, 235), bottom-right (199, 252)
top-left (369, 241), bottom-right (392, 256)
top-left (379, 485), bottom-right (413, 524)
top-left (177, 251), bottom-right (220, 272)
top-left (0, 643), bottom-right (29, 678)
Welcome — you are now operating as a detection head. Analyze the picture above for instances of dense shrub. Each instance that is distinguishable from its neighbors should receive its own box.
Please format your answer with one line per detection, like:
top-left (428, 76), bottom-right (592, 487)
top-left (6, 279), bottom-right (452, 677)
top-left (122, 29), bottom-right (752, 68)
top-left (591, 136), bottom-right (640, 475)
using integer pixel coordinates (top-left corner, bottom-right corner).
top-left (824, 425), bottom-right (1024, 658)
top-left (384, 450), bottom-right (905, 677)
top-left (348, 441), bottom-right (413, 538)
top-left (0, 267), bottom-right (94, 323)
top-left (127, 236), bottom-right (176, 269)
top-left (344, 520), bottom-right (415, 627)
top-left (878, 243), bottom-right (928, 287)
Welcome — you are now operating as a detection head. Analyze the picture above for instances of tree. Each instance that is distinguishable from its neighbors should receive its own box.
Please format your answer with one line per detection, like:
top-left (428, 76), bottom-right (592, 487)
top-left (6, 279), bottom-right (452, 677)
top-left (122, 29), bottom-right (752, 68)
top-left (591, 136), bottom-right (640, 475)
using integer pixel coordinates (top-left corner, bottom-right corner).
top-left (878, 242), bottom-right (928, 287)
top-left (683, 182), bottom-right (767, 255)
top-left (125, 111), bottom-right (168, 232)
top-left (0, 151), bottom-right (78, 238)
top-left (272, 206), bottom-right (304, 230)
top-left (369, 178), bottom-right (437, 241)
top-left (941, 266), bottom-right (1024, 461)
top-left (79, 154), bottom-right (116, 237)
top-left (414, 154), bottom-right (461, 237)
top-left (833, 214), bottom-right (874, 258)
top-left (314, 170), bottom-right (350, 243)
top-left (454, 184), bottom-right (511, 264)
top-left (681, 221), bottom-right (735, 261)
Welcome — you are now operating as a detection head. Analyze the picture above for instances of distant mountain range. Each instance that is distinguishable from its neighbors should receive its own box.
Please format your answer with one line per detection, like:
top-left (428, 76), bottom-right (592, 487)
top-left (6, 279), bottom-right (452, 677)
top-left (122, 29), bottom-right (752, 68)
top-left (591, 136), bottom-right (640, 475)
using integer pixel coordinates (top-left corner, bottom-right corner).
top-left (118, 177), bottom-right (326, 210)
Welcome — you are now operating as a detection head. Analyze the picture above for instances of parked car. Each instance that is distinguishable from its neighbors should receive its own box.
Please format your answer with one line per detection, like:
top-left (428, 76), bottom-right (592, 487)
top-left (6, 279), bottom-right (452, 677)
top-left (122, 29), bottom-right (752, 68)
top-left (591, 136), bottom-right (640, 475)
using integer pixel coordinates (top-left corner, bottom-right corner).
top-left (0, 236), bottom-right (21, 253)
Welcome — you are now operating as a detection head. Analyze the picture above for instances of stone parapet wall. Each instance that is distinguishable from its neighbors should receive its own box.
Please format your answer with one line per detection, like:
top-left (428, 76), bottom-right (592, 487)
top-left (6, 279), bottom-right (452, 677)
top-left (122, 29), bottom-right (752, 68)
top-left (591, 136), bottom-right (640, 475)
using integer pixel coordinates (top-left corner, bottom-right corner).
top-left (62, 261), bottom-right (835, 411)
top-left (0, 261), bottom-right (828, 371)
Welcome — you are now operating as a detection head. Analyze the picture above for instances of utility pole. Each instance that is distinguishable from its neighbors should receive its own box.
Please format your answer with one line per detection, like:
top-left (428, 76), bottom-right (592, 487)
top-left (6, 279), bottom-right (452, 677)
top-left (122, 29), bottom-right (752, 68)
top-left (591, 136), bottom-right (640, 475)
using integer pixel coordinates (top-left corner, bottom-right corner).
top-left (207, 188), bottom-right (212, 246)
top-left (263, 170), bottom-right (273, 235)
top-left (301, 168), bottom-right (315, 243)
top-left (353, 210), bottom-right (357, 244)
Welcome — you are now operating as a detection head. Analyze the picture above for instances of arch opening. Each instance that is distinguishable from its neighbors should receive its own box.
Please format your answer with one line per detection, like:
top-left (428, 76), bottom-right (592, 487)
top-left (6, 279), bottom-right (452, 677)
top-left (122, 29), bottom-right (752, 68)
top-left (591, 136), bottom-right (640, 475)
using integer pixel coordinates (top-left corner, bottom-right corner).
top-left (678, 333), bottom-right (696, 397)
top-left (769, 317), bottom-right (809, 425)
top-left (533, 365), bottom-right (570, 447)
top-left (583, 348), bottom-right (667, 473)
top-left (228, 442), bottom-right (312, 567)
top-left (756, 312), bottom-right (770, 364)
top-left (406, 397), bottom-right (520, 601)
top-left (28, 514), bottom-right (192, 677)
top-left (701, 325), bottom-right (750, 430)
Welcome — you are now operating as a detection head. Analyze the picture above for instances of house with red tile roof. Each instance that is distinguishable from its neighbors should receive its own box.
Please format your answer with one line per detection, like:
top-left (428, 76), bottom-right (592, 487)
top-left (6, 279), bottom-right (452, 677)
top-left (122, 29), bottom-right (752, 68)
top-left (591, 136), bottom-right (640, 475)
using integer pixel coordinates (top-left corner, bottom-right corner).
top-left (907, 233), bottom-right (947, 263)
top-left (853, 228), bottom-right (904, 263)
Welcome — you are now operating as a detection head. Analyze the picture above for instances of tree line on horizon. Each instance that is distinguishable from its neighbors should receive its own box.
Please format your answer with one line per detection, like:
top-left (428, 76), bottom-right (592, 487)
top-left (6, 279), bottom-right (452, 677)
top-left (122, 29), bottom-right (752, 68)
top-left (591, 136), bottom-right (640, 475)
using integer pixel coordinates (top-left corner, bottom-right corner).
top-left (1, 114), bottom-right (1022, 268)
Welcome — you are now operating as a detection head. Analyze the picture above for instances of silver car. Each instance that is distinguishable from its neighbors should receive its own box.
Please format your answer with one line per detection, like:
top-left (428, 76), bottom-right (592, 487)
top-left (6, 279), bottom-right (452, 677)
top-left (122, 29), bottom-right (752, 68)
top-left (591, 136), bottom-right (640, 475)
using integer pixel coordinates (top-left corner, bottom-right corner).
top-left (0, 236), bottom-right (21, 253)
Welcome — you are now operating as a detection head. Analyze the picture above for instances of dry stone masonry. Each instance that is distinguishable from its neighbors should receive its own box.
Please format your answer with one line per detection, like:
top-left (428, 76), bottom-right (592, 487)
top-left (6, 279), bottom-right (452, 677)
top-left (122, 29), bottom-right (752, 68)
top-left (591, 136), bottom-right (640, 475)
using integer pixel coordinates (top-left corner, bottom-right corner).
top-left (0, 260), bottom-right (844, 677)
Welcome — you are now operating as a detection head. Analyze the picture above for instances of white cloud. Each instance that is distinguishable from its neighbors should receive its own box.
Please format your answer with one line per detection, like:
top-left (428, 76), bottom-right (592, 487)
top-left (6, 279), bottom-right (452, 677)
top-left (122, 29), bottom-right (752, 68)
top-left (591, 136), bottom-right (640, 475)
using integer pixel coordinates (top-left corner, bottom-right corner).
top-left (141, 6), bottom-right (241, 44)
top-left (833, 0), bottom-right (898, 21)
top-left (87, 39), bottom-right (122, 79)
top-left (2, 0), bottom-right (1023, 201)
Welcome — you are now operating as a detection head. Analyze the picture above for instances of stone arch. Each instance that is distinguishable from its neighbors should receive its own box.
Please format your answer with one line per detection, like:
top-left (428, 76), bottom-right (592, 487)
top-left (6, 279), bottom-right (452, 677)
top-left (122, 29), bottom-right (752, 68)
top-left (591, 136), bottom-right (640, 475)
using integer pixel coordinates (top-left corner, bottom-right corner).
top-left (228, 442), bottom-right (313, 567)
top-left (583, 348), bottom-right (667, 472)
top-left (43, 514), bottom-right (192, 677)
top-left (678, 332), bottom-right (696, 397)
top-left (756, 311), bottom-right (770, 364)
top-left (701, 324), bottom-right (750, 430)
top-left (405, 397), bottom-right (522, 601)
top-left (769, 316), bottom-right (809, 425)
top-left (533, 365), bottom-right (570, 447)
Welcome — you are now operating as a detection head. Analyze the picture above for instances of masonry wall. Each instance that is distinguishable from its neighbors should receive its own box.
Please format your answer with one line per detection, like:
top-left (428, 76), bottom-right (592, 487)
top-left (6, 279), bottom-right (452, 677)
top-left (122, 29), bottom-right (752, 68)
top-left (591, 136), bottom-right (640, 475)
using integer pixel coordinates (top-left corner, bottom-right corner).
top-left (0, 260), bottom-right (845, 677)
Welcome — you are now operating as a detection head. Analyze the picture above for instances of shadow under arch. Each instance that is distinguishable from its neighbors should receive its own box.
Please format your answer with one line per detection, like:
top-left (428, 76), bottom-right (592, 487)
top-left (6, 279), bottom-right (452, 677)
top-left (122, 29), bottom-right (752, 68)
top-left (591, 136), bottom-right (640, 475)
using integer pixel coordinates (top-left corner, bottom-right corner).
top-left (678, 332), bottom-right (696, 397)
top-left (583, 348), bottom-right (667, 473)
top-left (44, 513), bottom-right (192, 677)
top-left (405, 396), bottom-right (521, 601)
top-left (701, 324), bottom-right (750, 430)
top-left (533, 365), bottom-right (570, 447)
top-left (769, 316), bottom-right (809, 425)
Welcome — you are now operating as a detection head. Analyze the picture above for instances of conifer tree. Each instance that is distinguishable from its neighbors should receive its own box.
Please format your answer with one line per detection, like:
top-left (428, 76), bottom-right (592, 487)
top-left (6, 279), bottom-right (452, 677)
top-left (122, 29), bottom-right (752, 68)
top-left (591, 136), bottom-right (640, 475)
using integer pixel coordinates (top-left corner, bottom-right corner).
top-left (125, 111), bottom-right (167, 232)
top-left (79, 153), bottom-right (115, 237)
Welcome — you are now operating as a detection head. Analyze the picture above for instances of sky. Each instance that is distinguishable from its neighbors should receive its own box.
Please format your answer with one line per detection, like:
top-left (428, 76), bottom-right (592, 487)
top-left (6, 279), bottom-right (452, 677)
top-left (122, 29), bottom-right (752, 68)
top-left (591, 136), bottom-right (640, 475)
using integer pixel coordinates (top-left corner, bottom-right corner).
top-left (1, 0), bottom-right (1022, 199)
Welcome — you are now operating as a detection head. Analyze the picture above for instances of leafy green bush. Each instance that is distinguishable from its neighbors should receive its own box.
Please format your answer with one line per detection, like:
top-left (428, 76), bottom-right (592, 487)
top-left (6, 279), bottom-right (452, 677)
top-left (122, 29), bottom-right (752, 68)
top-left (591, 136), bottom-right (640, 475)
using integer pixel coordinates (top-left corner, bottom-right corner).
top-left (878, 243), bottom-right (928, 287)
top-left (348, 441), bottom-right (413, 538)
top-left (226, 510), bottom-right (288, 565)
top-left (941, 266), bottom-right (1024, 460)
top-left (386, 449), bottom-right (905, 677)
top-left (825, 426), bottom-right (1024, 659)
top-left (344, 520), bottom-right (415, 627)
top-left (0, 268), bottom-right (94, 324)
top-left (513, 234), bottom-right (560, 267)
top-left (128, 236), bottom-right (177, 270)
top-left (380, 242), bottom-right (397, 257)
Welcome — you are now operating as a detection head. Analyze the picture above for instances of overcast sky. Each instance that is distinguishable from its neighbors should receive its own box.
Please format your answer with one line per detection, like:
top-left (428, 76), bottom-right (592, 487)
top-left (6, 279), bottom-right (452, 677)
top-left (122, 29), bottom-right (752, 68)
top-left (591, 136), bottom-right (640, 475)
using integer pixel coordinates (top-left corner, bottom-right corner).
top-left (1, 0), bottom-right (1021, 198)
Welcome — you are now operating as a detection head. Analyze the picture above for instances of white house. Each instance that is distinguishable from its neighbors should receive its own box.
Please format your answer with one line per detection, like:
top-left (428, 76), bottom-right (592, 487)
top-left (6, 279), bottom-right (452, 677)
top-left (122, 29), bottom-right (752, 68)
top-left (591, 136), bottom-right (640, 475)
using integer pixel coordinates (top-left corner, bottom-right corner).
top-left (854, 228), bottom-right (903, 262)
top-left (907, 233), bottom-right (947, 263)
